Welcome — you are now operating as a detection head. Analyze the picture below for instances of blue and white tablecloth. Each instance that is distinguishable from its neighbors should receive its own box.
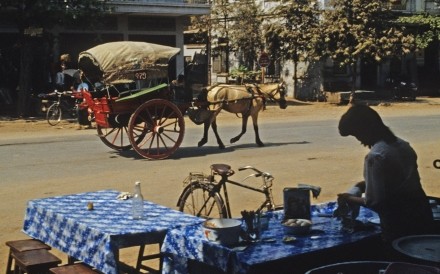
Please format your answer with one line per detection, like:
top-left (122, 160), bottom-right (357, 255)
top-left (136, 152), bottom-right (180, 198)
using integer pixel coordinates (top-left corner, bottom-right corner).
top-left (22, 190), bottom-right (203, 274)
top-left (161, 202), bottom-right (381, 274)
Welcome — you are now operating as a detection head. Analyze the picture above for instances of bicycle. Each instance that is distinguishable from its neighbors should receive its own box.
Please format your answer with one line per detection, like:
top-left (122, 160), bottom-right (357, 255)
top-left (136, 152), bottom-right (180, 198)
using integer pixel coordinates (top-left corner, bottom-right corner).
top-left (177, 163), bottom-right (280, 219)
top-left (45, 90), bottom-right (80, 126)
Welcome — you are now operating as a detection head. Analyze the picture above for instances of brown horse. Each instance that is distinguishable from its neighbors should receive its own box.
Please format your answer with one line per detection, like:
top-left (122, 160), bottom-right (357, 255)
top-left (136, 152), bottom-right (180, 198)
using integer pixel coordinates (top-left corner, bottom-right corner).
top-left (197, 82), bottom-right (287, 149)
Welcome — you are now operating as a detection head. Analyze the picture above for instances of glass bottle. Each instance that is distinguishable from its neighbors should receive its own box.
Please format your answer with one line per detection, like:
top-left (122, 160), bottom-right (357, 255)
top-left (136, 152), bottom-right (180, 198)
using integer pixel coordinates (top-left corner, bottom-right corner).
top-left (132, 181), bottom-right (144, 219)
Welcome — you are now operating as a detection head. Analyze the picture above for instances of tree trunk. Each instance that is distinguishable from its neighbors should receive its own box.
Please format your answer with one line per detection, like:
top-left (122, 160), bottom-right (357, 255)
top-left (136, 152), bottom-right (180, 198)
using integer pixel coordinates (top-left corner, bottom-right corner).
top-left (293, 60), bottom-right (298, 99)
top-left (350, 61), bottom-right (357, 104)
top-left (17, 38), bottom-right (34, 117)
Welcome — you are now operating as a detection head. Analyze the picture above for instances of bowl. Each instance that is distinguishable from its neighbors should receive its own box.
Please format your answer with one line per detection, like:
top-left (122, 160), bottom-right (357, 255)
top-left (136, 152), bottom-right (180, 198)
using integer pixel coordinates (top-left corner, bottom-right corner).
top-left (202, 218), bottom-right (242, 246)
top-left (281, 218), bottom-right (312, 235)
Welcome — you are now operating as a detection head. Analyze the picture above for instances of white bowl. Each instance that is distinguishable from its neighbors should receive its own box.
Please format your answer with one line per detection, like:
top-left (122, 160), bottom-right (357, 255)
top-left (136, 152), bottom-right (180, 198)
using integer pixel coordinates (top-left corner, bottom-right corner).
top-left (281, 218), bottom-right (312, 235)
top-left (203, 218), bottom-right (242, 246)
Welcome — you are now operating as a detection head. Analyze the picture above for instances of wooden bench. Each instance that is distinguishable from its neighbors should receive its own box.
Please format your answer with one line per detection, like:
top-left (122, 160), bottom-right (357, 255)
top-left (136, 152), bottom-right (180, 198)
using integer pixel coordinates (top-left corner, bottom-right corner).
top-left (49, 263), bottom-right (100, 274)
top-left (12, 249), bottom-right (61, 274)
top-left (5, 239), bottom-right (51, 274)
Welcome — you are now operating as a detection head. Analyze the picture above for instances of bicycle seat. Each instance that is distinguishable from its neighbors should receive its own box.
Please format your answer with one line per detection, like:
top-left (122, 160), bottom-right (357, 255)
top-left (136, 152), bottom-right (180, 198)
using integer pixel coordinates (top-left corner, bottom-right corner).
top-left (210, 164), bottom-right (235, 177)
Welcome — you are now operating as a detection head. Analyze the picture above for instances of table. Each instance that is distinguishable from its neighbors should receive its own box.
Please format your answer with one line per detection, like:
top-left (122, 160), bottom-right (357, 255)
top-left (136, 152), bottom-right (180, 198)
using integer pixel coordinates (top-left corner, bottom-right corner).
top-left (161, 203), bottom-right (381, 274)
top-left (22, 190), bottom-right (203, 274)
top-left (392, 235), bottom-right (440, 265)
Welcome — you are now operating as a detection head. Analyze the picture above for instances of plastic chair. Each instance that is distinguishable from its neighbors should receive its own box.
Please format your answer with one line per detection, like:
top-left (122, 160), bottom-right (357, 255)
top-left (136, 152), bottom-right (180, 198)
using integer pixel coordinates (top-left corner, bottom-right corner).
top-left (305, 261), bottom-right (391, 274)
top-left (384, 262), bottom-right (440, 274)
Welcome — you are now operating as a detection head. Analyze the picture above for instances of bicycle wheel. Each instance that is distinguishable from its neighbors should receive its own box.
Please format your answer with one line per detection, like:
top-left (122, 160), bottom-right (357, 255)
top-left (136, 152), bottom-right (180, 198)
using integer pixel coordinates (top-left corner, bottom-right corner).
top-left (46, 104), bottom-right (62, 126)
top-left (177, 181), bottom-right (227, 218)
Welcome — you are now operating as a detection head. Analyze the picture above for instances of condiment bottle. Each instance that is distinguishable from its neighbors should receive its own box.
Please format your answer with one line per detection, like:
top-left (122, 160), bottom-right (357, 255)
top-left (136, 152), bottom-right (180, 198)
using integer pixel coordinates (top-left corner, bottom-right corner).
top-left (132, 181), bottom-right (144, 219)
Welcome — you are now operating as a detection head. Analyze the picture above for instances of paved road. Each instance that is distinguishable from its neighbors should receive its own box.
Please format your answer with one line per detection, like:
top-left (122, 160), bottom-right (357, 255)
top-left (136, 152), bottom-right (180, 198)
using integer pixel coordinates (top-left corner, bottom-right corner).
top-left (1, 100), bottom-right (440, 270)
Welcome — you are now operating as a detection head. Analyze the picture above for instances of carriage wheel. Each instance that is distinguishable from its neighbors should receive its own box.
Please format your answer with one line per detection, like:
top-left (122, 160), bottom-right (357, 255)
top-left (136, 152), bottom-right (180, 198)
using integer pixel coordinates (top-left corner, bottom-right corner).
top-left (128, 99), bottom-right (185, 160)
top-left (96, 124), bottom-right (132, 151)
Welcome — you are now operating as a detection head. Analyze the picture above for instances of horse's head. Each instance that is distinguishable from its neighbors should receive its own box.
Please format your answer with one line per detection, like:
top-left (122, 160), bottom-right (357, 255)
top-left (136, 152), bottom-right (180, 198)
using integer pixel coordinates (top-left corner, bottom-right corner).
top-left (277, 82), bottom-right (288, 109)
top-left (258, 82), bottom-right (287, 109)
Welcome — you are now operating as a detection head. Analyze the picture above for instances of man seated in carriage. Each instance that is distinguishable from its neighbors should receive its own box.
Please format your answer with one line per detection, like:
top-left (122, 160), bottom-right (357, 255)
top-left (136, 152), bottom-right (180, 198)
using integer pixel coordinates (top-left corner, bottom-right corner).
top-left (171, 74), bottom-right (192, 102)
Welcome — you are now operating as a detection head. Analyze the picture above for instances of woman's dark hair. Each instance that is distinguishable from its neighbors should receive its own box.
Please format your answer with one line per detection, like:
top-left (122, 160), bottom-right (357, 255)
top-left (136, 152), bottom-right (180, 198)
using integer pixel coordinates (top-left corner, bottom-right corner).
top-left (339, 104), bottom-right (397, 145)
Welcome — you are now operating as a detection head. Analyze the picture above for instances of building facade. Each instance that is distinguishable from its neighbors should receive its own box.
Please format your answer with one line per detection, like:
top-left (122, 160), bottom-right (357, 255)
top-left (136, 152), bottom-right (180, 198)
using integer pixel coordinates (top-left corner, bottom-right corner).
top-left (0, 0), bottom-right (210, 104)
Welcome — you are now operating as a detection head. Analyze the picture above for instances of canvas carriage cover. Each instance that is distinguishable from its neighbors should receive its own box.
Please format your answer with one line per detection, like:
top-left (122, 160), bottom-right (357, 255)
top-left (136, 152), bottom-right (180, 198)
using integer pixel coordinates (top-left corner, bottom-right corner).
top-left (78, 41), bottom-right (180, 84)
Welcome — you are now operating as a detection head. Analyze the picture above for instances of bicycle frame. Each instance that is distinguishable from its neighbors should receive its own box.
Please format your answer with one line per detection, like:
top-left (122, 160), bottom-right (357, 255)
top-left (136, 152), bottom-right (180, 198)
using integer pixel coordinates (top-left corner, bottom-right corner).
top-left (177, 164), bottom-right (279, 219)
top-left (218, 175), bottom-right (275, 218)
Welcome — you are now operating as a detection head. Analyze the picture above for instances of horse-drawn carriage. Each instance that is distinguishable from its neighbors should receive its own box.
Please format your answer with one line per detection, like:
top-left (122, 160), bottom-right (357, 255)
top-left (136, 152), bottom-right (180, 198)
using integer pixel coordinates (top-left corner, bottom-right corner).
top-left (78, 41), bottom-right (192, 160)
top-left (78, 41), bottom-right (287, 160)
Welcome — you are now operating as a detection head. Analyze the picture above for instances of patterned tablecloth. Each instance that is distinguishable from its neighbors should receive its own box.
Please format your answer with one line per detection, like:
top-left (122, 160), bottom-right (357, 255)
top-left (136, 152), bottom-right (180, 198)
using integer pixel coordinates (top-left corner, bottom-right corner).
top-left (161, 202), bottom-right (381, 274)
top-left (22, 190), bottom-right (203, 274)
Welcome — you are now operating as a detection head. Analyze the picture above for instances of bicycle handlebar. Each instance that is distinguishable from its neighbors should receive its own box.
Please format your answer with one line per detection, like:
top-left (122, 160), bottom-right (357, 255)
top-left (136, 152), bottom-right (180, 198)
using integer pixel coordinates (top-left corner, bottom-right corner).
top-left (238, 166), bottom-right (273, 180)
top-left (238, 166), bottom-right (262, 173)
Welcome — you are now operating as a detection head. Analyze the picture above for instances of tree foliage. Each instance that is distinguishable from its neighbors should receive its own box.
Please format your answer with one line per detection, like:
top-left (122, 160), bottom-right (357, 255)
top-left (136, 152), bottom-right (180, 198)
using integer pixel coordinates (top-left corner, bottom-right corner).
top-left (264, 0), bottom-right (321, 63)
top-left (397, 14), bottom-right (440, 49)
top-left (0, 0), bottom-right (111, 116)
top-left (0, 0), bottom-right (111, 30)
top-left (189, 0), bottom-right (264, 71)
top-left (228, 0), bottom-right (264, 69)
top-left (264, 0), bottom-right (321, 96)
top-left (320, 0), bottom-right (415, 92)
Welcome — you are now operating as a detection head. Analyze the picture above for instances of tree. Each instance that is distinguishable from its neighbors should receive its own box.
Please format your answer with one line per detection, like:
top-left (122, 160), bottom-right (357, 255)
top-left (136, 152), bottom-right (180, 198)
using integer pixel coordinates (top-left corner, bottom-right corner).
top-left (189, 0), bottom-right (264, 79)
top-left (0, 0), bottom-right (110, 117)
top-left (264, 0), bottom-right (321, 97)
top-left (228, 0), bottom-right (264, 70)
top-left (397, 14), bottom-right (440, 49)
top-left (320, 0), bottom-right (415, 98)
top-left (397, 14), bottom-right (440, 91)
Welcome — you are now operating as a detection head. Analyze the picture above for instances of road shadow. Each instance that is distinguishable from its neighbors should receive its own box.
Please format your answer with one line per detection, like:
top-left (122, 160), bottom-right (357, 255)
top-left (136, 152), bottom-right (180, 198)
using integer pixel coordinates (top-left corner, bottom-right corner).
top-left (112, 140), bottom-right (310, 160)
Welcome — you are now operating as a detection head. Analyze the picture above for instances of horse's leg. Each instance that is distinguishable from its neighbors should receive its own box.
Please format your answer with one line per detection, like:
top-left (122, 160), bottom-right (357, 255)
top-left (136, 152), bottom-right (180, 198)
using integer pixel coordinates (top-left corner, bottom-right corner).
top-left (251, 106), bottom-right (264, 147)
top-left (230, 114), bottom-right (248, 144)
top-left (197, 120), bottom-right (210, 147)
top-left (252, 113), bottom-right (264, 147)
top-left (198, 108), bottom-right (223, 148)
top-left (211, 119), bottom-right (225, 149)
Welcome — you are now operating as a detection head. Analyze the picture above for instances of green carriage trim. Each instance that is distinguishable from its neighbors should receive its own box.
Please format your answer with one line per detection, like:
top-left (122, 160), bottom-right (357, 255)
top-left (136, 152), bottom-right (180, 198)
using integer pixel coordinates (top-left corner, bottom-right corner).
top-left (115, 83), bottom-right (168, 102)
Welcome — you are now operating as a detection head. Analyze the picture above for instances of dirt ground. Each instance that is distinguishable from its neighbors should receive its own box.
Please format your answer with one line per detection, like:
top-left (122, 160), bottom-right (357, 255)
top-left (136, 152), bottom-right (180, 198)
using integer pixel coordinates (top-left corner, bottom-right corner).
top-left (1, 97), bottom-right (440, 272)
top-left (2, 96), bottom-right (440, 131)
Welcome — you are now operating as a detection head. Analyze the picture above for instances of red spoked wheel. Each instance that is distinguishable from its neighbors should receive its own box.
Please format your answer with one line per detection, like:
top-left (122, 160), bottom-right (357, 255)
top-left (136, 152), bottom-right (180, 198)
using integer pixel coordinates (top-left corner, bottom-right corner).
top-left (97, 124), bottom-right (132, 151)
top-left (128, 99), bottom-right (185, 160)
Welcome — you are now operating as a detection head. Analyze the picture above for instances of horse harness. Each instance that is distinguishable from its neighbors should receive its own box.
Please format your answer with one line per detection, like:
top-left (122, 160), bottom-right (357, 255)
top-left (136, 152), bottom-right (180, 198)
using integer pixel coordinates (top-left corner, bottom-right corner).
top-left (202, 83), bottom-right (283, 115)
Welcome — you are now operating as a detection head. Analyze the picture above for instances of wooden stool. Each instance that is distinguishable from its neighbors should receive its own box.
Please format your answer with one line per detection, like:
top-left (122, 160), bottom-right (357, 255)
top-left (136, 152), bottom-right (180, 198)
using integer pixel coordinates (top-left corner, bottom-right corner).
top-left (12, 249), bottom-right (61, 274)
top-left (5, 239), bottom-right (51, 274)
top-left (49, 264), bottom-right (100, 274)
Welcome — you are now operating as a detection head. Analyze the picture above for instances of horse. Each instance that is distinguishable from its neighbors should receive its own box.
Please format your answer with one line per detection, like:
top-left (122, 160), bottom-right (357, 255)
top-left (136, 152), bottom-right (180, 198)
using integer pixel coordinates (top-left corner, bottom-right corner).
top-left (197, 82), bottom-right (287, 149)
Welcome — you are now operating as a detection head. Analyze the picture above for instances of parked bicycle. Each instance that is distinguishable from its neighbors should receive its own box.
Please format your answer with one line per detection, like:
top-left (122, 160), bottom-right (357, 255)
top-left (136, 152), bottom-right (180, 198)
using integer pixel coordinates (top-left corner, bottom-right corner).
top-left (43, 90), bottom-right (81, 126)
top-left (177, 163), bottom-right (280, 219)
